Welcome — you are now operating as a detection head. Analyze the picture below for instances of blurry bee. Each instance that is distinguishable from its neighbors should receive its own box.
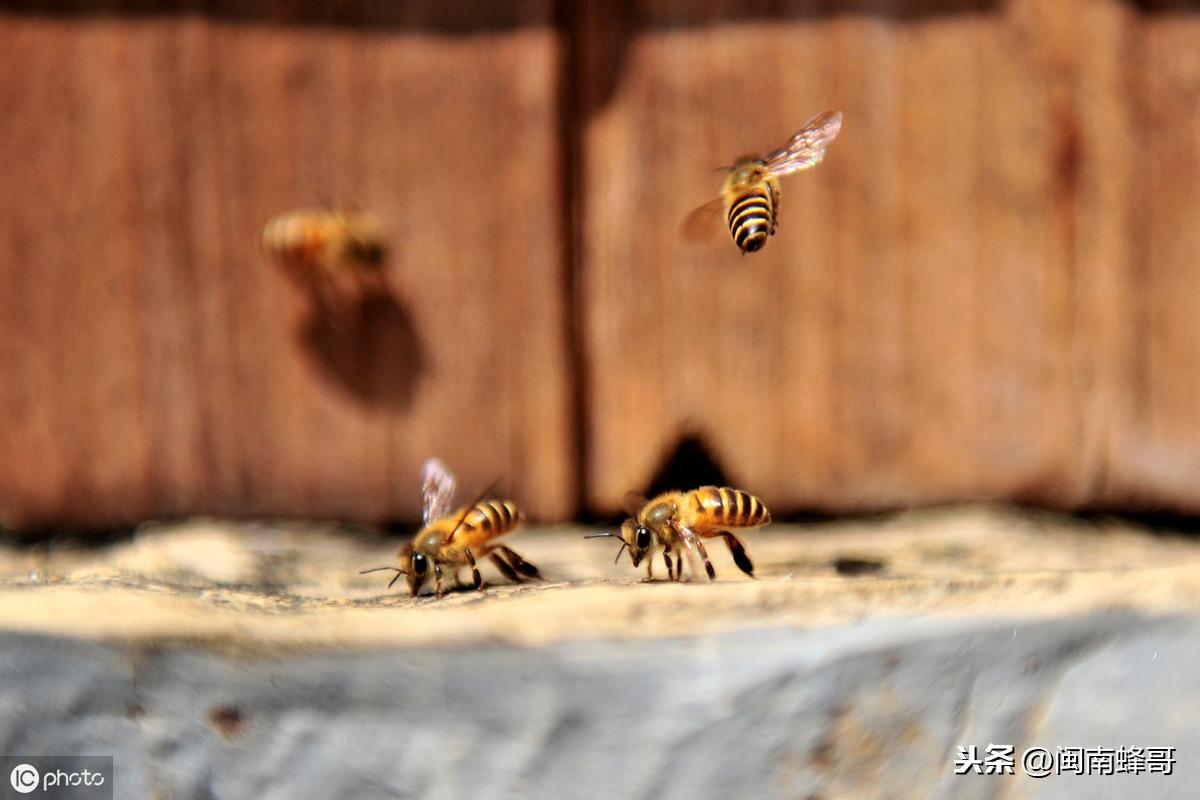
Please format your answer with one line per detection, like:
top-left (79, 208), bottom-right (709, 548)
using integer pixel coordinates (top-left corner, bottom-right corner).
top-left (259, 208), bottom-right (389, 303)
top-left (359, 458), bottom-right (539, 598)
top-left (586, 486), bottom-right (771, 581)
top-left (683, 110), bottom-right (843, 254)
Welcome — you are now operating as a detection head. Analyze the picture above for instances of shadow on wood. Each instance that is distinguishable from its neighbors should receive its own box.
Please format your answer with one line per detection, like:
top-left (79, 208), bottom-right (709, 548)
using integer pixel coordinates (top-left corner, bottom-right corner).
top-left (0, 0), bottom-right (539, 31)
top-left (297, 286), bottom-right (426, 411)
top-left (642, 433), bottom-right (731, 498)
top-left (570, 0), bottom-right (1004, 119)
top-left (1129, 0), bottom-right (1200, 12)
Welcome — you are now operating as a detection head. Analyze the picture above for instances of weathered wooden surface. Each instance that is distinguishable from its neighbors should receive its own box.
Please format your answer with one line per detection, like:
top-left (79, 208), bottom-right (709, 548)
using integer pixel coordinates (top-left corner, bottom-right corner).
top-left (3, 1), bottom-right (1200, 531)
top-left (577, 0), bottom-right (1200, 514)
top-left (0, 2), bottom-right (572, 529)
top-left (2, 506), bottom-right (1199, 645)
top-left (1, 507), bottom-right (1199, 797)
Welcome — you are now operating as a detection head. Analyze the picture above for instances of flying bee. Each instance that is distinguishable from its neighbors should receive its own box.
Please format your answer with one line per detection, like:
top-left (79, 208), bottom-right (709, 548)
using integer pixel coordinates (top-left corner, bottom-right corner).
top-left (259, 208), bottom-right (389, 304)
top-left (683, 110), bottom-right (843, 254)
top-left (586, 486), bottom-right (771, 581)
top-left (359, 458), bottom-right (540, 598)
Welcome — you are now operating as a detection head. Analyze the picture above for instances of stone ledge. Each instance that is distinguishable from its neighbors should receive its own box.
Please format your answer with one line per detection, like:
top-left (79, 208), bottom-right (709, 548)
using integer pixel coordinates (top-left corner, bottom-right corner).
top-left (1, 506), bottom-right (1198, 797)
top-left (1, 613), bottom-right (1196, 798)
top-left (1, 505), bottom-right (1198, 651)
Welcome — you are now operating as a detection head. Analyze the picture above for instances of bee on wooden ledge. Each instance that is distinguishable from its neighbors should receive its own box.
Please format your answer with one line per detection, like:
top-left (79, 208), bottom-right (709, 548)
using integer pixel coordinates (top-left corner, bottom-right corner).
top-left (587, 486), bottom-right (771, 581)
top-left (360, 459), bottom-right (540, 598)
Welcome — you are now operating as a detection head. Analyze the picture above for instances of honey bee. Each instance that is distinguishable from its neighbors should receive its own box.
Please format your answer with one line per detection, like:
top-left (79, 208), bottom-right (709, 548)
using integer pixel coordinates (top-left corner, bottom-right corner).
top-left (586, 487), bottom-right (771, 581)
top-left (259, 208), bottom-right (388, 302)
top-left (684, 110), bottom-right (843, 254)
top-left (359, 458), bottom-right (539, 598)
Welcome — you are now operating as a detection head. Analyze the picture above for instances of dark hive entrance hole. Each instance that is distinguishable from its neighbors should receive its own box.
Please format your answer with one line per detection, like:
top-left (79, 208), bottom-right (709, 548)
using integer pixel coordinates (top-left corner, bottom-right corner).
top-left (642, 434), bottom-right (730, 498)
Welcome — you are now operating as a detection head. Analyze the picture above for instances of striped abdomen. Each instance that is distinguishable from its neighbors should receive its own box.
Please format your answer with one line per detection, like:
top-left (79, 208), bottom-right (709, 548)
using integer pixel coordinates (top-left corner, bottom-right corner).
top-left (727, 185), bottom-right (774, 253)
top-left (690, 487), bottom-right (771, 529)
top-left (447, 499), bottom-right (524, 544)
top-left (260, 211), bottom-right (329, 263)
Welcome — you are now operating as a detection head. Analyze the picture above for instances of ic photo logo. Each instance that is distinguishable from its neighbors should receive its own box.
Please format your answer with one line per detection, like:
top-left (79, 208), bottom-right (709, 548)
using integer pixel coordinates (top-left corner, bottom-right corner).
top-left (3, 757), bottom-right (111, 798)
top-left (9, 764), bottom-right (39, 794)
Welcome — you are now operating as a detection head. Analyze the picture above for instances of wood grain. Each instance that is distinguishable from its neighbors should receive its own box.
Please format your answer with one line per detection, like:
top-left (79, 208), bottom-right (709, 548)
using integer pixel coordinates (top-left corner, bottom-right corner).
top-left (3, 1), bottom-right (1200, 530)
top-left (0, 2), bottom-right (573, 529)
top-left (577, 0), bottom-right (1200, 514)
top-left (1116, 5), bottom-right (1200, 508)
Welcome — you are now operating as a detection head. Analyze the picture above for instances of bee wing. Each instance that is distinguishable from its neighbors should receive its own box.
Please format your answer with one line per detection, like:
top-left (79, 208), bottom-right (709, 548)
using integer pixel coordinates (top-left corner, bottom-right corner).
top-left (443, 477), bottom-right (502, 545)
top-left (421, 458), bottom-right (457, 526)
top-left (670, 521), bottom-right (706, 576)
top-left (680, 197), bottom-right (725, 242)
top-left (762, 110), bottom-right (843, 177)
top-left (622, 491), bottom-right (649, 518)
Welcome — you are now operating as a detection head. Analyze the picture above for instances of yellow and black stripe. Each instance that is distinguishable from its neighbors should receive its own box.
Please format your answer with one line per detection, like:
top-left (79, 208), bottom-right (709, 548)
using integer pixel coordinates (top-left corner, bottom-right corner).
top-left (692, 487), bottom-right (771, 529)
top-left (727, 187), bottom-right (774, 253)
top-left (455, 499), bottom-right (523, 537)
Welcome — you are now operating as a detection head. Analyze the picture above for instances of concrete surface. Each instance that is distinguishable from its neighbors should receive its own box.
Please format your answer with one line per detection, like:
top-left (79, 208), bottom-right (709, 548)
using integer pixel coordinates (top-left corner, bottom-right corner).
top-left (1, 506), bottom-right (1198, 798)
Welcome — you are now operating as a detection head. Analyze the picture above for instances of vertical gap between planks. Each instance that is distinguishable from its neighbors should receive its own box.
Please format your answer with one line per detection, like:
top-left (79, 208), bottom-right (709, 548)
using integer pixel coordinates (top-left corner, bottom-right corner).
top-left (557, 0), bottom-right (591, 520)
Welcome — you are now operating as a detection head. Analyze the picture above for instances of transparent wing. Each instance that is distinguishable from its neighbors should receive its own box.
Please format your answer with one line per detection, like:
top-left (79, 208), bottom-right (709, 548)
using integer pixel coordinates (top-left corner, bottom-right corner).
top-left (420, 458), bottom-right (456, 525)
top-left (763, 110), bottom-right (843, 177)
top-left (671, 521), bottom-right (704, 576)
top-left (680, 197), bottom-right (725, 242)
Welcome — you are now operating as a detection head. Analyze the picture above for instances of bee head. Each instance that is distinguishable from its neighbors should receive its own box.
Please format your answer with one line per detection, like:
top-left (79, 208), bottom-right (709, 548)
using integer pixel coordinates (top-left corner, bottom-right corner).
top-left (622, 519), bottom-right (655, 567)
top-left (407, 548), bottom-right (430, 597)
top-left (352, 237), bottom-right (387, 266)
top-left (359, 543), bottom-right (419, 594)
top-left (584, 519), bottom-right (655, 568)
top-left (728, 158), bottom-right (767, 185)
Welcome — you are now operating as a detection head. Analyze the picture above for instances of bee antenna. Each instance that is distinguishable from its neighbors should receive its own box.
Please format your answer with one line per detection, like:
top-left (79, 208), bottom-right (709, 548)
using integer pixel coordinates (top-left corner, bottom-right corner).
top-left (359, 566), bottom-right (405, 575)
top-left (360, 565), bottom-right (407, 589)
top-left (444, 476), bottom-right (503, 545)
top-left (583, 532), bottom-right (629, 564)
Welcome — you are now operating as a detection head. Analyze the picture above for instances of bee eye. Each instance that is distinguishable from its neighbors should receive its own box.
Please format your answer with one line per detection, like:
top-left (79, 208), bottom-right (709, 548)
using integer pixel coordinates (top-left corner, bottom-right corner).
top-left (412, 553), bottom-right (428, 574)
top-left (635, 527), bottom-right (652, 550)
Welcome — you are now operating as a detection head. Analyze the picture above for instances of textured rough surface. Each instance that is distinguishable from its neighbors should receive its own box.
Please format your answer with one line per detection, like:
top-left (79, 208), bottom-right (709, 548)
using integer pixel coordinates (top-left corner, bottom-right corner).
top-left (1, 507), bottom-right (1199, 798)
top-left (5, 3), bottom-right (1200, 530)
top-left (0, 2), bottom-right (573, 528)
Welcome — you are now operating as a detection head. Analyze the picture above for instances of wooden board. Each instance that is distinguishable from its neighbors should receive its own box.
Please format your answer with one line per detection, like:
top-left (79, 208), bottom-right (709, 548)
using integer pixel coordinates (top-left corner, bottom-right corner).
top-left (1113, 5), bottom-right (1200, 509)
top-left (3, 1), bottom-right (1200, 530)
top-left (577, 0), bottom-right (1200, 514)
top-left (0, 2), bottom-right (573, 529)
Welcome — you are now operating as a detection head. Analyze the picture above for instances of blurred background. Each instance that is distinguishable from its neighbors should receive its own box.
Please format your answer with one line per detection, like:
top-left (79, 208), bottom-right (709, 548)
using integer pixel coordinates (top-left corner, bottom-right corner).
top-left (1, 0), bottom-right (1198, 532)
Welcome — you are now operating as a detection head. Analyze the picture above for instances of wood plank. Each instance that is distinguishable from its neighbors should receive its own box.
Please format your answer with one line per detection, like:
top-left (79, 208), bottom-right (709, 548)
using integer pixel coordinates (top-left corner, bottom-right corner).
top-left (0, 3), bottom-right (572, 529)
top-left (1115, 5), bottom-right (1200, 507)
top-left (579, 3), bottom-right (994, 512)
top-left (579, 0), bottom-right (1197, 514)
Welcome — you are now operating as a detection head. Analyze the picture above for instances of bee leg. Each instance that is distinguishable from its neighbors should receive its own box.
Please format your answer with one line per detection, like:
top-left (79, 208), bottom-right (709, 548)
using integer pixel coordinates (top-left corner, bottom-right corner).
top-left (433, 562), bottom-right (445, 598)
top-left (643, 557), bottom-right (654, 582)
top-left (496, 545), bottom-right (541, 579)
top-left (770, 183), bottom-right (781, 235)
top-left (694, 539), bottom-right (716, 581)
top-left (489, 552), bottom-right (521, 583)
top-left (663, 550), bottom-right (675, 581)
top-left (463, 548), bottom-right (483, 590)
top-left (717, 531), bottom-right (755, 577)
